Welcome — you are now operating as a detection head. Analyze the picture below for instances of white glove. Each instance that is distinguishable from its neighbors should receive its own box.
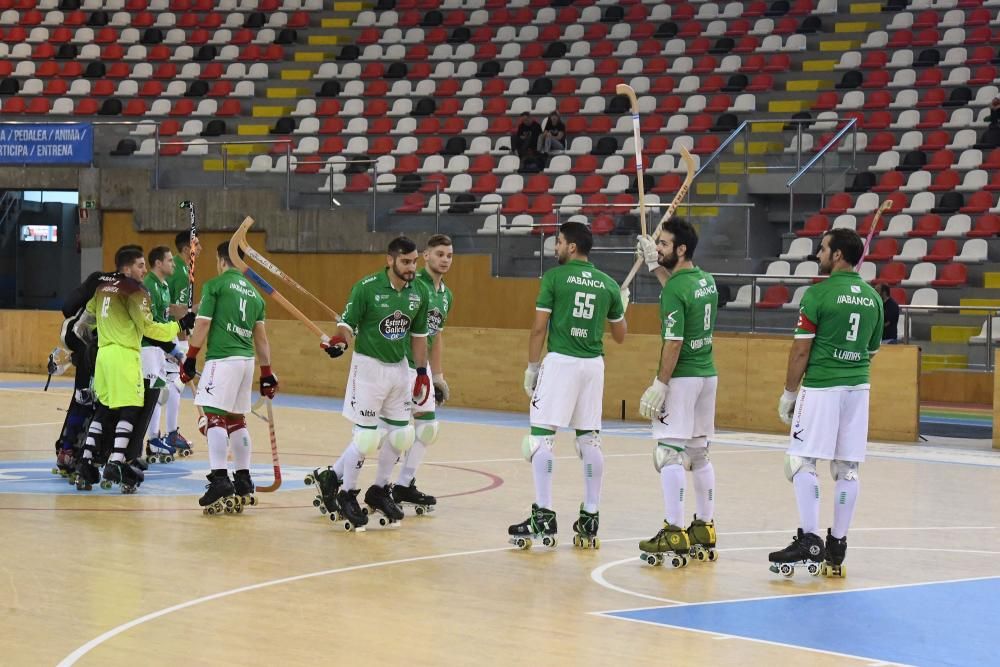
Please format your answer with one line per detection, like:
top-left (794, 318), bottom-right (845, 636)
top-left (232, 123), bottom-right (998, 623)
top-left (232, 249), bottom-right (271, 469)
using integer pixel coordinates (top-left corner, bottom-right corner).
top-left (637, 234), bottom-right (659, 272)
top-left (639, 378), bottom-right (669, 419)
top-left (778, 389), bottom-right (798, 425)
top-left (523, 362), bottom-right (540, 398)
top-left (433, 375), bottom-right (450, 404)
top-left (620, 286), bottom-right (630, 312)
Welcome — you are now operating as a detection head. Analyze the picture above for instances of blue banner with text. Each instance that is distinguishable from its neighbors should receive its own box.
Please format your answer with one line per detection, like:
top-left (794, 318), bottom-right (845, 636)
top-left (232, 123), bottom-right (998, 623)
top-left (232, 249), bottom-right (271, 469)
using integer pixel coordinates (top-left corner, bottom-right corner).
top-left (0, 123), bottom-right (93, 165)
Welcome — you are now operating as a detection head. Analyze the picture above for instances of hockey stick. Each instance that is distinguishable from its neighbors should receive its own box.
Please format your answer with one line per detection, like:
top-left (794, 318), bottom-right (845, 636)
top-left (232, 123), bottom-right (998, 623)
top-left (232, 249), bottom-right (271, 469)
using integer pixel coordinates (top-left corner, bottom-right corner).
top-left (621, 145), bottom-right (698, 292)
top-left (179, 200), bottom-right (200, 312)
top-left (237, 236), bottom-right (341, 322)
top-left (229, 216), bottom-right (334, 345)
top-left (856, 199), bottom-right (894, 270)
top-left (616, 83), bottom-right (648, 238)
top-left (250, 396), bottom-right (281, 493)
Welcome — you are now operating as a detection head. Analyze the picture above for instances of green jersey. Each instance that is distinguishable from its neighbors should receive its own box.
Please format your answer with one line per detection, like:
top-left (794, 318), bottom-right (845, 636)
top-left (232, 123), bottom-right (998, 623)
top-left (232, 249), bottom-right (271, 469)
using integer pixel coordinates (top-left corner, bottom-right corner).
top-left (660, 267), bottom-right (718, 378)
top-left (341, 268), bottom-right (430, 364)
top-left (86, 273), bottom-right (179, 351)
top-left (405, 268), bottom-right (453, 367)
top-left (141, 272), bottom-right (172, 348)
top-left (167, 254), bottom-right (191, 306)
top-left (198, 268), bottom-right (266, 361)
top-left (794, 270), bottom-right (883, 389)
top-left (536, 259), bottom-right (624, 359)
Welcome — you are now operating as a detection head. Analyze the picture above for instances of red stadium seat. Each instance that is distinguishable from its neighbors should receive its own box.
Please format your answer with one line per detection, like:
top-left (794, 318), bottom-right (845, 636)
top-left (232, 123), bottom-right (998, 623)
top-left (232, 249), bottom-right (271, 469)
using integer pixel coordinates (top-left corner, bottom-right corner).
top-left (908, 215), bottom-right (942, 238)
top-left (757, 285), bottom-right (789, 309)
top-left (931, 263), bottom-right (967, 287)
top-left (865, 238), bottom-right (898, 262)
top-left (967, 214), bottom-right (1000, 238)
top-left (923, 239), bottom-right (958, 262)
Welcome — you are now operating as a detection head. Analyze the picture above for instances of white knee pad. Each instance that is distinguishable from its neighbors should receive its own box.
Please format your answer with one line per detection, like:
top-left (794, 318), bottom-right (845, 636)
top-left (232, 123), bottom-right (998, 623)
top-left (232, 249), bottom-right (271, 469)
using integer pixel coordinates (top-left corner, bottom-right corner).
top-left (353, 426), bottom-right (381, 456)
top-left (157, 387), bottom-right (168, 406)
top-left (522, 434), bottom-right (555, 462)
top-left (574, 431), bottom-right (601, 459)
top-left (387, 424), bottom-right (416, 453)
top-left (784, 454), bottom-right (817, 482)
top-left (414, 419), bottom-right (439, 446)
top-left (686, 446), bottom-right (710, 471)
top-left (830, 459), bottom-right (859, 481)
top-left (654, 443), bottom-right (685, 472)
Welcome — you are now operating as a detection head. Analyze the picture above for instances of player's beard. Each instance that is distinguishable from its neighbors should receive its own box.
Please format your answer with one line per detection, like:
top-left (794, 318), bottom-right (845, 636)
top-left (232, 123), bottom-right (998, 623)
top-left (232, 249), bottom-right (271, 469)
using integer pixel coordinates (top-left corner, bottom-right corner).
top-left (556, 248), bottom-right (569, 265)
top-left (818, 256), bottom-right (833, 275)
top-left (392, 260), bottom-right (415, 283)
top-left (658, 248), bottom-right (679, 271)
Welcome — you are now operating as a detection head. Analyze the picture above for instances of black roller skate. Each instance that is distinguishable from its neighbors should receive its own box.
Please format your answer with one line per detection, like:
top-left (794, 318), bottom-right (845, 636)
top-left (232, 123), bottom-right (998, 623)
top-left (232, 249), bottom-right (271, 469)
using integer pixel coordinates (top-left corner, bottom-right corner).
top-left (364, 484), bottom-right (404, 527)
top-left (508, 504), bottom-right (558, 550)
top-left (820, 528), bottom-right (847, 578)
top-left (102, 460), bottom-right (144, 494)
top-left (199, 469), bottom-right (236, 515)
top-left (52, 447), bottom-right (77, 481)
top-left (74, 458), bottom-right (101, 491)
top-left (639, 521), bottom-right (690, 567)
top-left (233, 469), bottom-right (256, 512)
top-left (166, 429), bottom-right (193, 458)
top-left (572, 504), bottom-right (600, 549)
top-left (334, 487), bottom-right (369, 532)
top-left (768, 528), bottom-right (825, 577)
top-left (688, 516), bottom-right (718, 562)
top-left (391, 478), bottom-right (436, 516)
top-left (304, 466), bottom-right (341, 517)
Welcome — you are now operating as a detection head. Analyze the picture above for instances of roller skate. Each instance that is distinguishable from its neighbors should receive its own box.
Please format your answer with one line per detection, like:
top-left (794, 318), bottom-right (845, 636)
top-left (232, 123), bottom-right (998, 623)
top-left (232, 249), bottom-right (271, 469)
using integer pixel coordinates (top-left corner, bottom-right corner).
top-left (232, 469), bottom-right (256, 512)
top-left (768, 528), bottom-right (825, 577)
top-left (334, 487), bottom-right (369, 532)
top-left (102, 460), bottom-right (144, 494)
top-left (820, 528), bottom-right (847, 578)
top-left (508, 504), bottom-right (558, 550)
top-left (687, 516), bottom-right (718, 562)
top-left (199, 470), bottom-right (236, 515)
top-left (73, 458), bottom-right (100, 491)
top-left (391, 478), bottom-right (436, 516)
top-left (364, 484), bottom-right (404, 527)
top-left (572, 505), bottom-right (600, 549)
top-left (166, 429), bottom-right (193, 458)
top-left (145, 436), bottom-right (175, 464)
top-left (52, 447), bottom-right (77, 481)
top-left (304, 466), bottom-right (342, 517)
top-left (640, 521), bottom-right (691, 567)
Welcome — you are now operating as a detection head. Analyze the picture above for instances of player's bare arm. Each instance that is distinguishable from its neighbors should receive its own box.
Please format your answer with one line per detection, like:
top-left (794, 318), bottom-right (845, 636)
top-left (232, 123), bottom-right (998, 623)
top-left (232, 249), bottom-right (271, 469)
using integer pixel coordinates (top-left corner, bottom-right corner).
top-left (186, 316), bottom-right (211, 350)
top-left (430, 330), bottom-right (444, 378)
top-left (253, 321), bottom-right (272, 367)
top-left (657, 339), bottom-right (683, 384)
top-left (411, 334), bottom-right (429, 370)
top-left (527, 310), bottom-right (549, 364)
top-left (784, 338), bottom-right (812, 393)
top-left (609, 318), bottom-right (626, 344)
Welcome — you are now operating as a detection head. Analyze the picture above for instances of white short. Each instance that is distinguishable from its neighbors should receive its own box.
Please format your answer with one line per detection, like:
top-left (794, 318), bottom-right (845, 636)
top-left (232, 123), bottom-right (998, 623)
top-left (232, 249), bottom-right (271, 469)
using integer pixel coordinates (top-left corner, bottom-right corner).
top-left (342, 353), bottom-right (412, 427)
top-left (140, 346), bottom-right (165, 383)
top-left (651, 375), bottom-right (718, 442)
top-left (407, 366), bottom-right (436, 415)
top-left (530, 352), bottom-right (604, 432)
top-left (195, 356), bottom-right (255, 415)
top-left (163, 354), bottom-right (180, 382)
top-left (787, 386), bottom-right (870, 462)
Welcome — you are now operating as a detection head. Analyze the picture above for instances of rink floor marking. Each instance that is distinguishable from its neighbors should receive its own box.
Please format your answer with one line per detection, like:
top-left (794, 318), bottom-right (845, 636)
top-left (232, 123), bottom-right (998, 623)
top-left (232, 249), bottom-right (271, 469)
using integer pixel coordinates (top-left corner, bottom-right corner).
top-left (0, 421), bottom-right (62, 429)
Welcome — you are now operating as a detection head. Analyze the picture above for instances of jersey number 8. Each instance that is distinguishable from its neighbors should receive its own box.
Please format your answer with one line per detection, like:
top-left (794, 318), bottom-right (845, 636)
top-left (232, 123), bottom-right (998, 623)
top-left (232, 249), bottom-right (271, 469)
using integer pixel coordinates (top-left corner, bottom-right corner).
top-left (572, 292), bottom-right (595, 320)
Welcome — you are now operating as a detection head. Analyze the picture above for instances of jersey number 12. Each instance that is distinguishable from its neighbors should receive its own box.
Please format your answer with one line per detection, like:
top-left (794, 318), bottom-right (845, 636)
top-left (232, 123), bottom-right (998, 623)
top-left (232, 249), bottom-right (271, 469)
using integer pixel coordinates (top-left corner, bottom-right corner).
top-left (572, 292), bottom-right (595, 320)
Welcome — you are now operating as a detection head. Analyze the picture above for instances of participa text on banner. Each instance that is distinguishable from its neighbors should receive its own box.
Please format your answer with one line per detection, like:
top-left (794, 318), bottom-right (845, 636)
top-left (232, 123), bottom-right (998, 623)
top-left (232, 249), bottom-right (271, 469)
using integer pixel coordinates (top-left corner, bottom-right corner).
top-left (0, 123), bottom-right (93, 165)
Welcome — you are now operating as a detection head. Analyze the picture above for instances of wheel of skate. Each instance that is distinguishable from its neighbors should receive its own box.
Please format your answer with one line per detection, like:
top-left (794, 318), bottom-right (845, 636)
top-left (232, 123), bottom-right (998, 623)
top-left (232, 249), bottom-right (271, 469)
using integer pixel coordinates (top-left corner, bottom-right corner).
top-left (515, 537), bottom-right (530, 550)
top-left (707, 550), bottom-right (718, 562)
top-left (304, 475), bottom-right (314, 485)
top-left (234, 504), bottom-right (243, 514)
top-left (100, 480), bottom-right (112, 490)
top-left (248, 497), bottom-right (257, 506)
top-left (415, 506), bottom-right (425, 516)
top-left (807, 562), bottom-right (820, 576)
top-left (341, 521), bottom-right (352, 531)
top-left (592, 538), bottom-right (600, 549)
top-left (572, 535), bottom-right (582, 548)
top-left (779, 563), bottom-right (794, 577)
top-left (378, 516), bottom-right (388, 527)
top-left (313, 498), bottom-right (322, 508)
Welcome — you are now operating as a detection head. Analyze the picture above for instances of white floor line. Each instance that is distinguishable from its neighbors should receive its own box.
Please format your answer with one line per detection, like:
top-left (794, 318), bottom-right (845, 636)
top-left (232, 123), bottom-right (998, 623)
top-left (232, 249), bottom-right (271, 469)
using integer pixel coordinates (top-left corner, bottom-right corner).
top-left (0, 421), bottom-right (62, 429)
top-left (591, 558), bottom-right (685, 605)
top-left (428, 449), bottom-right (769, 465)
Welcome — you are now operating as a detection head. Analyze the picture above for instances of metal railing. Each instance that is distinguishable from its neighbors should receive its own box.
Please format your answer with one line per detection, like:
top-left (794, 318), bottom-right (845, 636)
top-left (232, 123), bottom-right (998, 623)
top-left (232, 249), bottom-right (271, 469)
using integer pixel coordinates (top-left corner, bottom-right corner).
top-left (900, 304), bottom-right (1000, 372)
top-left (787, 117), bottom-right (859, 232)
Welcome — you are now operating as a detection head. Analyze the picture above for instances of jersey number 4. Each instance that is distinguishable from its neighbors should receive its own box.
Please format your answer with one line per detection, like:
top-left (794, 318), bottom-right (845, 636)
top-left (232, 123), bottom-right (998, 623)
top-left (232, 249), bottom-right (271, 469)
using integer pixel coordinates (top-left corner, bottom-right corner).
top-left (238, 297), bottom-right (248, 323)
top-left (572, 292), bottom-right (595, 320)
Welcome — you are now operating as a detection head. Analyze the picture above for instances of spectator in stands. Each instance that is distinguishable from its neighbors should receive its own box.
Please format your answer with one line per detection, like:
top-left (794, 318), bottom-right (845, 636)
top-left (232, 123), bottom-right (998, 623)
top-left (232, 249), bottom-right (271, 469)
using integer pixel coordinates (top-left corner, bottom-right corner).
top-left (537, 111), bottom-right (567, 159)
top-left (989, 96), bottom-right (1000, 127)
top-left (512, 112), bottom-right (542, 160)
top-left (879, 284), bottom-right (900, 343)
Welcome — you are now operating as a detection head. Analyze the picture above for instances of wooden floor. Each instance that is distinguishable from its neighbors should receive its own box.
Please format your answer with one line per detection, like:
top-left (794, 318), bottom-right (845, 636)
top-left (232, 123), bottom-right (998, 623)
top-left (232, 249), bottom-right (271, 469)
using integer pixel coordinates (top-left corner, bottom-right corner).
top-left (1, 372), bottom-right (998, 666)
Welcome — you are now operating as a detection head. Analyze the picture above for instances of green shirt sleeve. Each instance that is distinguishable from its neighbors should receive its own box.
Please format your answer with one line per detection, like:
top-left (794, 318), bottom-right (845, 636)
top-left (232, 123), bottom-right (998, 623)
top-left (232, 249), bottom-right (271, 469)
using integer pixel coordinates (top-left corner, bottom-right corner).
top-left (795, 287), bottom-right (820, 338)
top-left (410, 286), bottom-right (429, 337)
top-left (607, 281), bottom-right (625, 322)
top-left (661, 287), bottom-right (685, 341)
top-left (340, 280), bottom-right (366, 331)
top-left (867, 298), bottom-right (884, 354)
top-left (536, 271), bottom-right (554, 311)
top-left (198, 280), bottom-right (217, 320)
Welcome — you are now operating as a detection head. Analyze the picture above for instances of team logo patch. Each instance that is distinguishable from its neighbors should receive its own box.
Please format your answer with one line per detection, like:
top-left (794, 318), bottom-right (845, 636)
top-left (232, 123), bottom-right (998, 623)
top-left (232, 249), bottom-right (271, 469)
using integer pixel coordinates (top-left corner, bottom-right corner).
top-left (379, 310), bottom-right (412, 340)
top-left (582, 270), bottom-right (592, 278)
top-left (428, 307), bottom-right (444, 333)
top-left (851, 285), bottom-right (861, 293)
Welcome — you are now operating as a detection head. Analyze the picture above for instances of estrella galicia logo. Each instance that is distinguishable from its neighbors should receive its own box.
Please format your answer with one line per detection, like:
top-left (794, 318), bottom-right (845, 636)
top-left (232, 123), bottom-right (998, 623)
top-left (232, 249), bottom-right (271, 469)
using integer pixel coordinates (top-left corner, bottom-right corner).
top-left (428, 307), bottom-right (444, 334)
top-left (380, 310), bottom-right (412, 340)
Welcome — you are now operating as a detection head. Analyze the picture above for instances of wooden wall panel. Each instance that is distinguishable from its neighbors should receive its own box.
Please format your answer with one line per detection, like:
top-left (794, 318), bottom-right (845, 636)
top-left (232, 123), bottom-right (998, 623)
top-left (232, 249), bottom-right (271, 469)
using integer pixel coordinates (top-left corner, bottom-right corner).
top-left (0, 310), bottom-right (64, 373)
top-left (994, 350), bottom-right (1000, 450)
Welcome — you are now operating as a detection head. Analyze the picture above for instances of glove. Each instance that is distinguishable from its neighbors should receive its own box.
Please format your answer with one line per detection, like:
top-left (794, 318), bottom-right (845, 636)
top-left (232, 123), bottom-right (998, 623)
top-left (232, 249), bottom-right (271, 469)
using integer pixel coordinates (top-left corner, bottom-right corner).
top-left (620, 286), bottom-right (630, 312)
top-left (413, 367), bottom-right (431, 406)
top-left (639, 378), bottom-right (669, 419)
top-left (523, 362), bottom-right (540, 398)
top-left (178, 310), bottom-right (196, 334)
top-left (168, 345), bottom-right (184, 365)
top-left (778, 389), bottom-right (798, 425)
top-left (321, 335), bottom-right (348, 359)
top-left (433, 375), bottom-right (450, 404)
top-left (179, 346), bottom-right (199, 384)
top-left (259, 365), bottom-right (278, 398)
top-left (637, 234), bottom-right (659, 272)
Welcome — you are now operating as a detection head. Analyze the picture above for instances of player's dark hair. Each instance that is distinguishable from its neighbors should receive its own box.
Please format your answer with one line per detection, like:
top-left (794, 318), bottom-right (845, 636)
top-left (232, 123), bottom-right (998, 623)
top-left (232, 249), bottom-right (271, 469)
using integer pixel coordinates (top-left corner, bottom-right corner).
top-left (388, 236), bottom-right (417, 256)
top-left (559, 221), bottom-right (592, 256)
top-left (662, 217), bottom-right (698, 260)
top-left (115, 246), bottom-right (144, 271)
top-left (216, 240), bottom-right (244, 266)
top-left (148, 245), bottom-right (171, 267)
top-left (823, 228), bottom-right (864, 266)
top-left (175, 231), bottom-right (191, 252)
top-left (426, 234), bottom-right (452, 249)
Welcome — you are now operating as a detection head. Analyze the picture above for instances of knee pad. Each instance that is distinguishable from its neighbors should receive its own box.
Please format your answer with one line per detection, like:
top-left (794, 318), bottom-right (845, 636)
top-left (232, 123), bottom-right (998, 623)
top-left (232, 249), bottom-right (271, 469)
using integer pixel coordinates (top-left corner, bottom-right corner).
top-left (574, 431), bottom-right (601, 460)
top-left (685, 446), bottom-right (711, 471)
top-left (784, 454), bottom-right (817, 482)
top-left (205, 414), bottom-right (228, 432)
top-left (414, 419), bottom-right (439, 446)
top-left (654, 443), bottom-right (684, 472)
top-left (354, 426), bottom-right (381, 456)
top-left (117, 405), bottom-right (142, 426)
top-left (158, 387), bottom-right (169, 406)
top-left (521, 434), bottom-right (555, 462)
top-left (830, 459), bottom-right (859, 481)
top-left (387, 424), bottom-right (416, 453)
top-left (225, 415), bottom-right (247, 435)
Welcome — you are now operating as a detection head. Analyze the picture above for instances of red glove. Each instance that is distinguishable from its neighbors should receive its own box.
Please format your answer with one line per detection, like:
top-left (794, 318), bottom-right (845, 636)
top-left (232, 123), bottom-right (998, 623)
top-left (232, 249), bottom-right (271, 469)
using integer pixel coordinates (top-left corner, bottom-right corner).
top-left (179, 346), bottom-right (200, 384)
top-left (412, 367), bottom-right (431, 406)
top-left (259, 365), bottom-right (278, 399)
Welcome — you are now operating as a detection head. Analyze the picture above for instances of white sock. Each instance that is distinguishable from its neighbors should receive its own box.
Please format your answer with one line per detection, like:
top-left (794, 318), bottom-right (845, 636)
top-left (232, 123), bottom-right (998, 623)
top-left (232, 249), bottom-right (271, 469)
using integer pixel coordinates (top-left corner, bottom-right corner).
top-left (374, 437), bottom-right (399, 487)
top-left (84, 420), bottom-right (102, 460)
top-left (166, 383), bottom-right (181, 433)
top-left (397, 439), bottom-right (426, 487)
top-left (338, 443), bottom-right (365, 490)
top-left (579, 443), bottom-right (604, 513)
top-left (659, 464), bottom-right (685, 525)
top-left (691, 462), bottom-right (716, 521)
top-left (531, 445), bottom-right (554, 510)
top-left (207, 426), bottom-right (229, 470)
top-left (110, 420), bottom-right (133, 463)
top-left (229, 426), bottom-right (251, 470)
top-left (147, 403), bottom-right (161, 440)
top-left (832, 478), bottom-right (859, 539)
top-left (793, 469), bottom-right (821, 536)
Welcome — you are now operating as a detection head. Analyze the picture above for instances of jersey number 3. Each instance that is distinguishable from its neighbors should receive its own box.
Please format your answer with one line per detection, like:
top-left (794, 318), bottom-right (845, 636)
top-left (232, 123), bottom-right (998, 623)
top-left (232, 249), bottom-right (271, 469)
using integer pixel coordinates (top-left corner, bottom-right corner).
top-left (846, 312), bottom-right (861, 342)
top-left (572, 292), bottom-right (595, 320)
